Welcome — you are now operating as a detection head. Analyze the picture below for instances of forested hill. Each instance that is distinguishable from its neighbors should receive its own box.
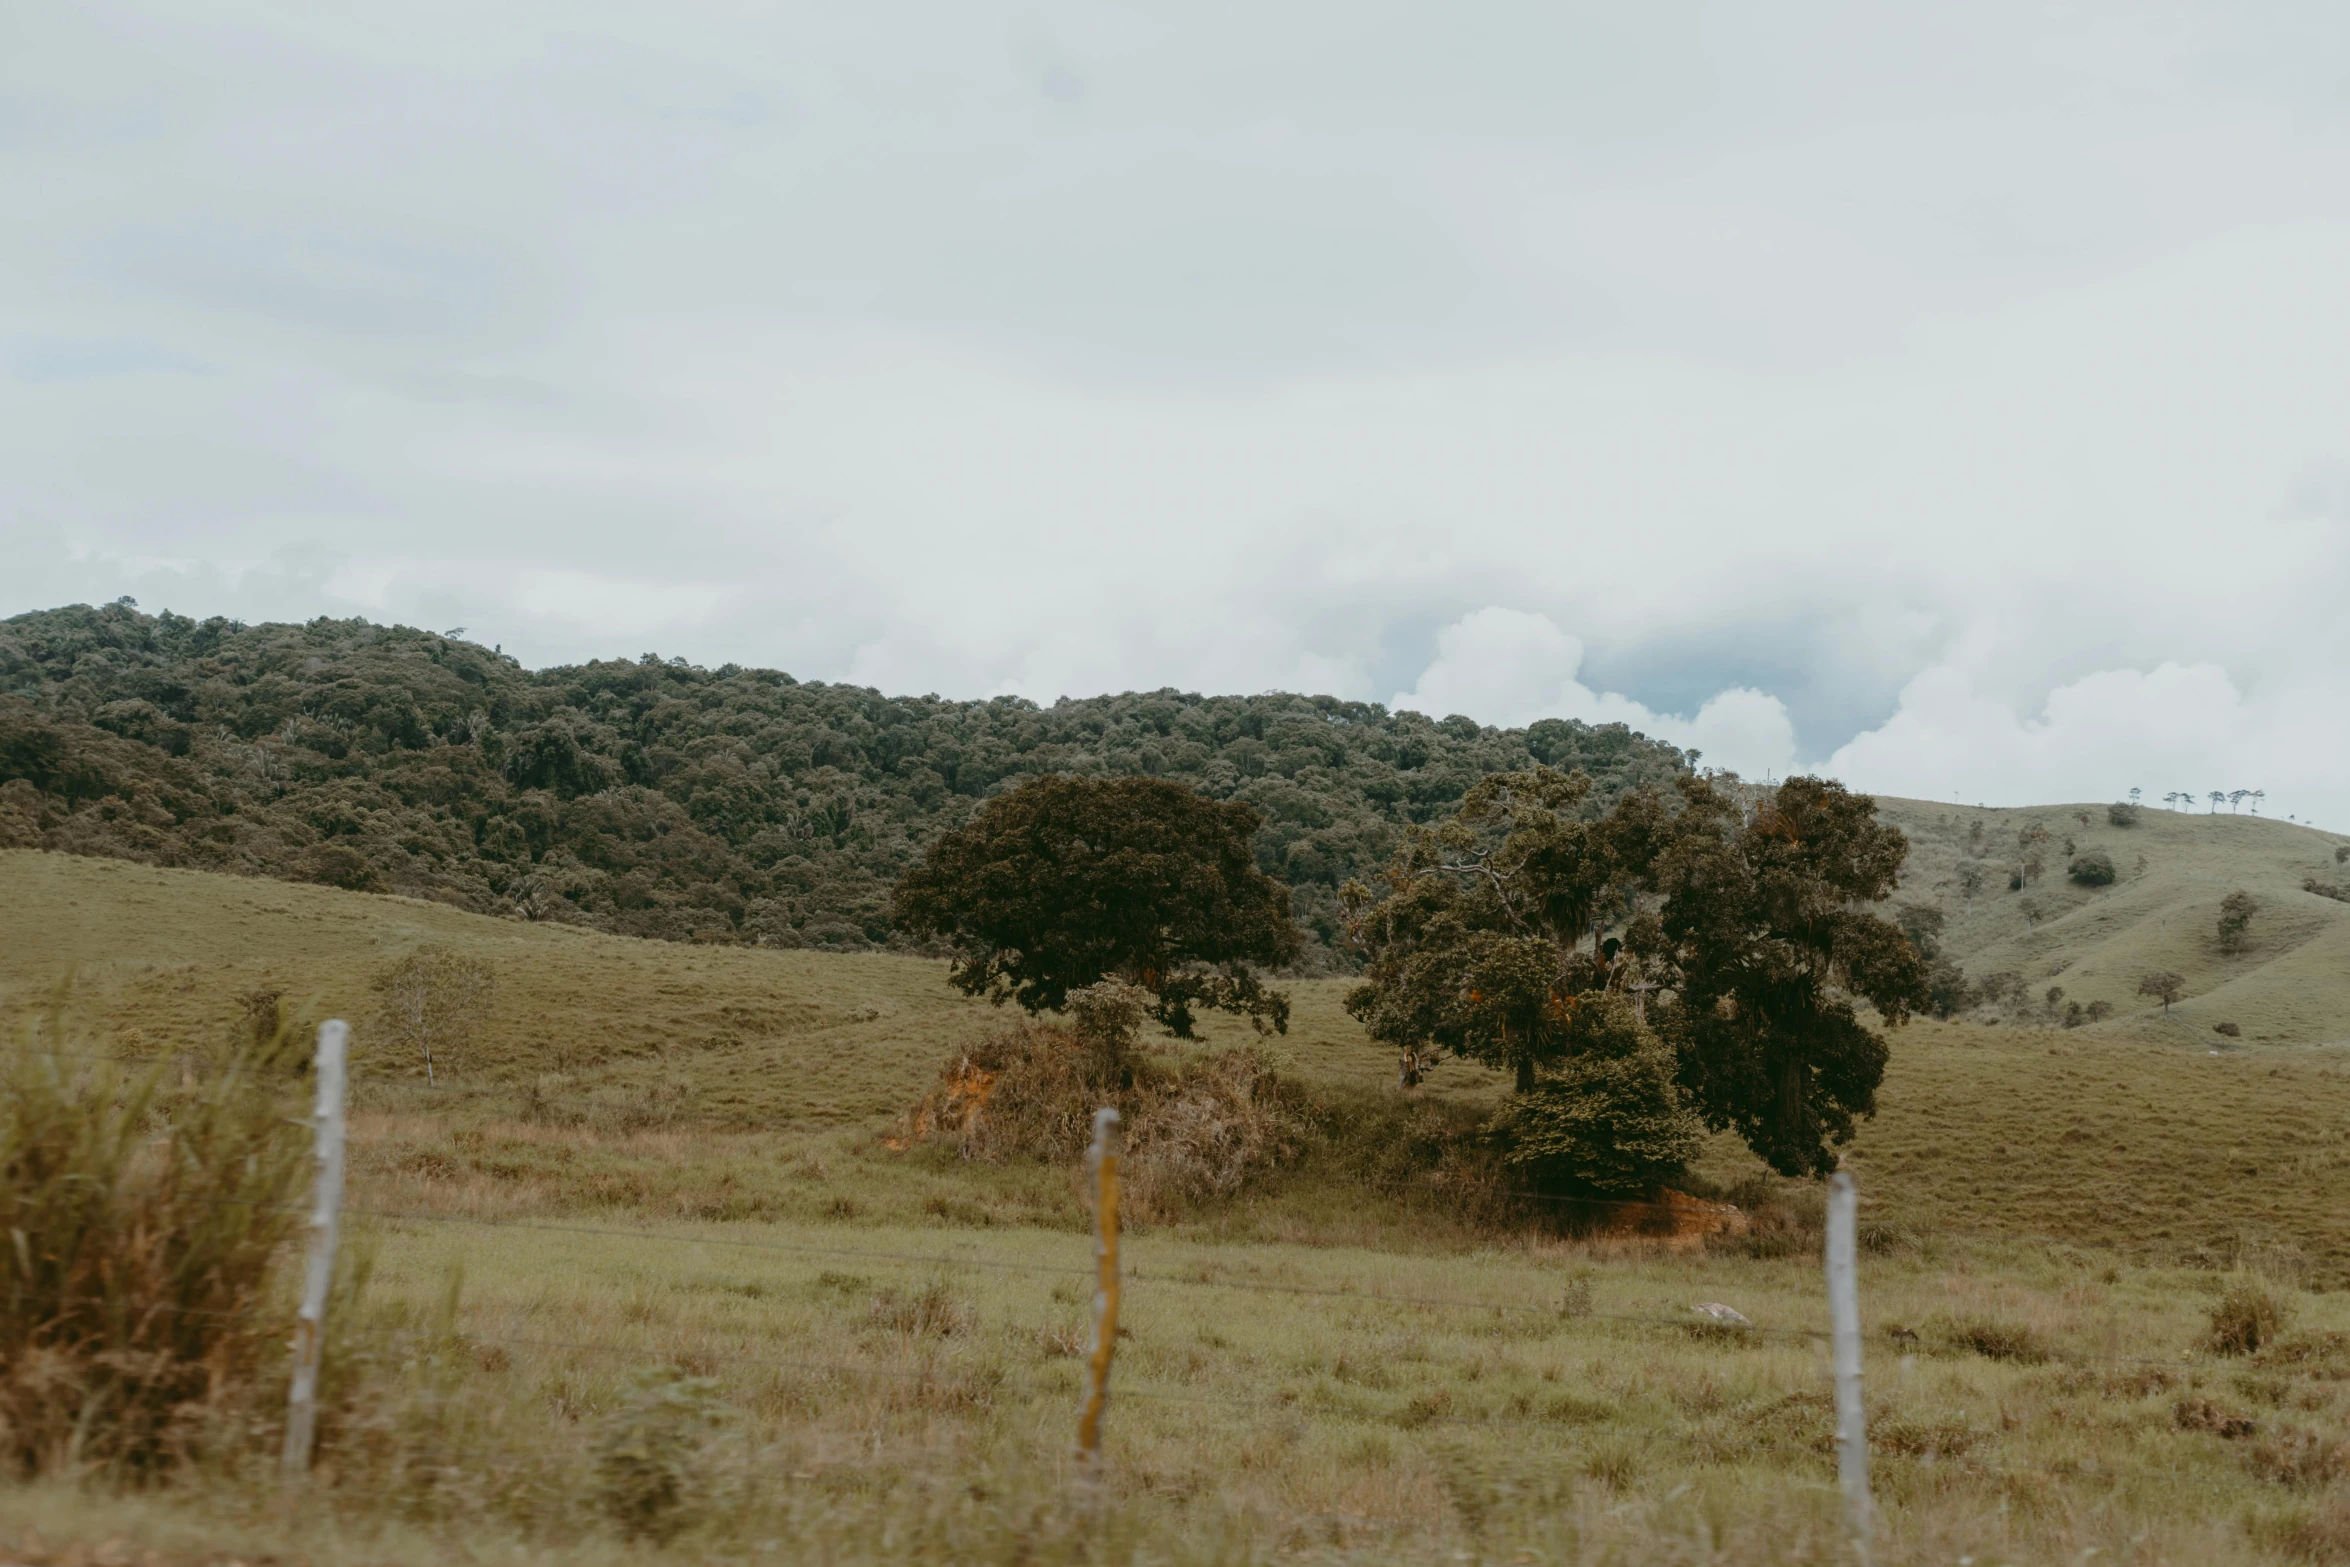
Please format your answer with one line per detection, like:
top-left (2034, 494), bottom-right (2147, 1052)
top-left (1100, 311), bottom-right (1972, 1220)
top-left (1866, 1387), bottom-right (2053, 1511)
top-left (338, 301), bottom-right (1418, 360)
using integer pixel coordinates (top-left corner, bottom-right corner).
top-left (0, 602), bottom-right (1689, 962)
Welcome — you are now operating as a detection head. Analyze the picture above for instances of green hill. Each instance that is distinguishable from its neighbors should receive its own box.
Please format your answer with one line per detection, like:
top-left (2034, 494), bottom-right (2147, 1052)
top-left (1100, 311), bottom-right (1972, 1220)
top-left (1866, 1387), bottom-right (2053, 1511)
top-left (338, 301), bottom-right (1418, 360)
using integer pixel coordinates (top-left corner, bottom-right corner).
top-left (1874, 797), bottom-right (2350, 1046)
top-left (10, 844), bottom-right (2350, 1275)
top-left (0, 601), bottom-right (1687, 962)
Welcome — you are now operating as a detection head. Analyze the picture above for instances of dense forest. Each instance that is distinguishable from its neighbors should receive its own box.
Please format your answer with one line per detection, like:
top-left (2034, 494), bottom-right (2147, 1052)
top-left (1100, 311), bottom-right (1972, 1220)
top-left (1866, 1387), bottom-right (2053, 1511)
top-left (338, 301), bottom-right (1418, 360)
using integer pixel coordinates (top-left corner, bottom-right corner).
top-left (0, 602), bottom-right (1690, 964)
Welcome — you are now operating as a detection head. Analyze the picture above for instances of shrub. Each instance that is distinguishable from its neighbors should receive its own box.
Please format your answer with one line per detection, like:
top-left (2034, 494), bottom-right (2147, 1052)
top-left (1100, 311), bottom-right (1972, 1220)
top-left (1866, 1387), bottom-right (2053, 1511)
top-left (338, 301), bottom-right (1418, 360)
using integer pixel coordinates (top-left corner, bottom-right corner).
top-left (2108, 802), bottom-right (2141, 827)
top-left (1930, 1316), bottom-right (2050, 1363)
top-left (0, 1013), bottom-right (309, 1476)
top-left (373, 946), bottom-right (496, 1086)
top-left (1125, 1046), bottom-right (1310, 1215)
top-left (2302, 878), bottom-right (2350, 904)
top-left (1711, 1177), bottom-right (1825, 1260)
top-left (896, 1016), bottom-right (1308, 1213)
top-left (2067, 850), bottom-right (2116, 886)
top-left (2247, 1426), bottom-right (2349, 1488)
top-left (2218, 890), bottom-right (2257, 955)
top-left (591, 1366), bottom-right (725, 1542)
top-left (1923, 958), bottom-right (1969, 1019)
top-left (2214, 1021), bottom-right (2243, 1039)
top-left (2208, 1278), bottom-right (2293, 1355)
top-left (867, 1278), bottom-right (974, 1337)
top-left (1493, 1021), bottom-right (1701, 1198)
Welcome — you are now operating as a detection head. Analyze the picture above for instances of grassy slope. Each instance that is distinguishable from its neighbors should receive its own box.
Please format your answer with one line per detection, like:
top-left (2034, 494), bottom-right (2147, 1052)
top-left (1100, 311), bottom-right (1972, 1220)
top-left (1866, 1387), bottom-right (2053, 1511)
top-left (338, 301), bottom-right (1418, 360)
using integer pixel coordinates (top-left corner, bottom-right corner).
top-left (13, 846), bottom-right (2350, 1563)
top-left (1874, 796), bottom-right (2350, 1045)
top-left (9, 842), bottom-right (2350, 1270)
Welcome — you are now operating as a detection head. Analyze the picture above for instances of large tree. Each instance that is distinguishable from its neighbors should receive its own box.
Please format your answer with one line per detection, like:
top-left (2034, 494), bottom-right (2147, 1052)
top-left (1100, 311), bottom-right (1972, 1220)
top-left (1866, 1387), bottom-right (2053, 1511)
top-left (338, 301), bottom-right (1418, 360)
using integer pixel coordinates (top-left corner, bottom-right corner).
top-left (1650, 774), bottom-right (1929, 1176)
top-left (890, 774), bottom-right (1300, 1036)
top-left (1343, 768), bottom-right (1926, 1179)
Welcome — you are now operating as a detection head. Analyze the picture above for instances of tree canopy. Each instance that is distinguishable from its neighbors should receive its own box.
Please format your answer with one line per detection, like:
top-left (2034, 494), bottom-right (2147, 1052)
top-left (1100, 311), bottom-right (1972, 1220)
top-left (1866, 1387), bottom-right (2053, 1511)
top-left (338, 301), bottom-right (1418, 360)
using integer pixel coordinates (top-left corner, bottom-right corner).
top-left (890, 774), bottom-right (1300, 1036)
top-left (1343, 769), bottom-right (1927, 1178)
top-left (0, 602), bottom-right (1689, 958)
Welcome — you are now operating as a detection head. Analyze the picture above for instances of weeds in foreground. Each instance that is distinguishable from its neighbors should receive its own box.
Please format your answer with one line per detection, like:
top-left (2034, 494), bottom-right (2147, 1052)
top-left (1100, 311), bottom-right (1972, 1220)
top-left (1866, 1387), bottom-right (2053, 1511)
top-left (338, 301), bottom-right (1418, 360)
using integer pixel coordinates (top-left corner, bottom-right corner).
top-left (0, 1010), bottom-right (308, 1476)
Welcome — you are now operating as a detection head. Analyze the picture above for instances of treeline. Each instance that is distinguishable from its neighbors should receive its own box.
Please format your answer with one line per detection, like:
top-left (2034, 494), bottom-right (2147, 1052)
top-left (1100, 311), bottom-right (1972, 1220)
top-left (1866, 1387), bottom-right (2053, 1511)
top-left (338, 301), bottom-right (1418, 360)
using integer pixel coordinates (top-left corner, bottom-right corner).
top-left (0, 602), bottom-right (1690, 961)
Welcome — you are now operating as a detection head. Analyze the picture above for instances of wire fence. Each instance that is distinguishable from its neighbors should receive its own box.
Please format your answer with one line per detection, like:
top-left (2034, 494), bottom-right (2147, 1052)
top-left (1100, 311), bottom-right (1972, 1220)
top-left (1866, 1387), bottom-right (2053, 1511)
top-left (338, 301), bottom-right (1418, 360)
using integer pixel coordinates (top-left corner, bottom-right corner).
top-left (2, 1039), bottom-right (2266, 1374)
top-left (4, 1025), bottom-right (2299, 1535)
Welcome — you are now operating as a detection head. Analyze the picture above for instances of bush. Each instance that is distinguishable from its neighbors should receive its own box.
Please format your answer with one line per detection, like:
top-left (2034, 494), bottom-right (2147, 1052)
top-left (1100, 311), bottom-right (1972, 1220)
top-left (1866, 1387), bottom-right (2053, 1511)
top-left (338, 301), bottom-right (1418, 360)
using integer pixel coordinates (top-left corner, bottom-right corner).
top-left (895, 1015), bottom-right (1309, 1215)
top-left (2214, 1021), bottom-right (2243, 1039)
top-left (2218, 890), bottom-right (2257, 955)
top-left (2209, 1279), bottom-right (2293, 1355)
top-left (2067, 850), bottom-right (2116, 886)
top-left (1125, 1046), bottom-right (1310, 1215)
top-left (1923, 958), bottom-right (1969, 1019)
top-left (0, 1013), bottom-right (309, 1476)
top-left (1930, 1316), bottom-right (2050, 1364)
top-left (592, 1366), bottom-right (725, 1542)
top-left (2108, 802), bottom-right (2141, 827)
top-left (1493, 999), bottom-right (1701, 1197)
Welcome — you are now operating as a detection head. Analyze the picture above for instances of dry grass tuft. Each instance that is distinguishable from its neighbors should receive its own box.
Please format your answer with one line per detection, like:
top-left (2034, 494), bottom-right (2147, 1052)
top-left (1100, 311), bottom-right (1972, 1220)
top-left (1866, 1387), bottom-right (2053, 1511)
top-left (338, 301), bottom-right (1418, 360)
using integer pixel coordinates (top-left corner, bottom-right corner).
top-left (2208, 1277), bottom-right (2295, 1356)
top-left (0, 1008), bottom-right (308, 1476)
top-left (896, 1019), bottom-right (1307, 1216)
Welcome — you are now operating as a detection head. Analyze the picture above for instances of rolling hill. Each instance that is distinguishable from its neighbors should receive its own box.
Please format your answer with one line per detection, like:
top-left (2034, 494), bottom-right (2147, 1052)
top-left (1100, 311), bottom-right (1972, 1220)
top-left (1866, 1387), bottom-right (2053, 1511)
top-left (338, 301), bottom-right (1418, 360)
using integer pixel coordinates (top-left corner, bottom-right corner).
top-left (1873, 796), bottom-right (2350, 1046)
top-left (8, 834), bottom-right (2350, 1275)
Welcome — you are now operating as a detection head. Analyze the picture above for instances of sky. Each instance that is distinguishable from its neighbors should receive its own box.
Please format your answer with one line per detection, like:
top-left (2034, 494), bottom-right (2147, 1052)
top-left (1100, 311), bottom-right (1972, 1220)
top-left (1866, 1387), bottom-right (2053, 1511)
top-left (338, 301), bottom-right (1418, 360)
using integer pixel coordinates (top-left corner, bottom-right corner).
top-left (5, 3), bottom-right (2349, 823)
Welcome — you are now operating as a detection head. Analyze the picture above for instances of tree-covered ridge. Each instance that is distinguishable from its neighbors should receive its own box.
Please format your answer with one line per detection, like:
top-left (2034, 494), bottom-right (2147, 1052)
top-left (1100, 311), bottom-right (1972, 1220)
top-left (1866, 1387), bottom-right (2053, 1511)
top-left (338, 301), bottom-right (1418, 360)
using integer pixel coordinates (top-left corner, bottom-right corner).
top-left (0, 601), bottom-right (1690, 957)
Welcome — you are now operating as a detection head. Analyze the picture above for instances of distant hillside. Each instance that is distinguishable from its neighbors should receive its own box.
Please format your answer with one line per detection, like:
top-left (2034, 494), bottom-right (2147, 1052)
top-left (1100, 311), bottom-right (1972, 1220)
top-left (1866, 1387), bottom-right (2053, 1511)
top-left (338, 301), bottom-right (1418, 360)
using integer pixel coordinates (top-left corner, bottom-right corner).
top-left (1874, 796), bottom-right (2350, 1046)
top-left (0, 601), bottom-right (1688, 960)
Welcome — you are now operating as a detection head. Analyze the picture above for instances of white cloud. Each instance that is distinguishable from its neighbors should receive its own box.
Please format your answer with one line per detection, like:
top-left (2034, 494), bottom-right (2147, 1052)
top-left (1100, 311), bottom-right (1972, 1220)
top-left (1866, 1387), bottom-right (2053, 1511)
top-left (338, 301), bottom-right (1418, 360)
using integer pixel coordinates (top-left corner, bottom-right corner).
top-left (1827, 661), bottom-right (2342, 823)
top-left (1392, 608), bottom-right (1800, 779)
top-left (5, 4), bottom-right (2350, 825)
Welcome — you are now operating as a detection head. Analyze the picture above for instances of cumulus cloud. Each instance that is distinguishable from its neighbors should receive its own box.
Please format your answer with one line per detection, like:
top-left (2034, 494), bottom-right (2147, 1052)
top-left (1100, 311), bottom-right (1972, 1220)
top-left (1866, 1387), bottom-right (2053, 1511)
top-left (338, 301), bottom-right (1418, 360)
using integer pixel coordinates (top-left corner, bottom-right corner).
top-left (1392, 608), bottom-right (1799, 780)
top-left (1827, 661), bottom-right (2344, 821)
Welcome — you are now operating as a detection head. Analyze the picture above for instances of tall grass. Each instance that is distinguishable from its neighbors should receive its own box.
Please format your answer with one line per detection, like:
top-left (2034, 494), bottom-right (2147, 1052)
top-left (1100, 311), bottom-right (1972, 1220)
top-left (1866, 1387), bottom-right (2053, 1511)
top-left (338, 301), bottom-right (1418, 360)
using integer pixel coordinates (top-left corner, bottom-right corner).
top-left (0, 1010), bottom-right (310, 1475)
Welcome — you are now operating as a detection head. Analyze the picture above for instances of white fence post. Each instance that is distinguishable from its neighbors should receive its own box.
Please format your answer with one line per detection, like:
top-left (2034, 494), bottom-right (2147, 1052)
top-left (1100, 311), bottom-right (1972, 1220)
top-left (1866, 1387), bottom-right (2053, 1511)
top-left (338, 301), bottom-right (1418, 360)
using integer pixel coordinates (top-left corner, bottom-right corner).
top-left (1074, 1107), bottom-right (1123, 1489)
top-left (1825, 1170), bottom-right (1874, 1564)
top-left (282, 1018), bottom-right (349, 1478)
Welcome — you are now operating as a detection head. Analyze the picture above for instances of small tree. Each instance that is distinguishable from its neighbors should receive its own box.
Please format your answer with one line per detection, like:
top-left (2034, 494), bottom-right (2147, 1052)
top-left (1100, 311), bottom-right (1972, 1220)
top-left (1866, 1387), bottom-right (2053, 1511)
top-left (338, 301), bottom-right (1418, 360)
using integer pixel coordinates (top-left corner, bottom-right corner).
top-left (1892, 902), bottom-right (1945, 959)
top-left (2229, 790), bottom-right (2250, 814)
top-left (2217, 891), bottom-right (2256, 955)
top-left (891, 774), bottom-right (1300, 1037)
top-left (2208, 791), bottom-right (2224, 814)
top-left (2337, 845), bottom-right (2349, 866)
top-left (1493, 1014), bottom-right (1701, 1196)
top-left (374, 947), bottom-right (496, 1086)
top-left (2137, 970), bottom-right (2184, 1012)
top-left (2107, 802), bottom-right (2140, 828)
top-left (2068, 850), bottom-right (2116, 886)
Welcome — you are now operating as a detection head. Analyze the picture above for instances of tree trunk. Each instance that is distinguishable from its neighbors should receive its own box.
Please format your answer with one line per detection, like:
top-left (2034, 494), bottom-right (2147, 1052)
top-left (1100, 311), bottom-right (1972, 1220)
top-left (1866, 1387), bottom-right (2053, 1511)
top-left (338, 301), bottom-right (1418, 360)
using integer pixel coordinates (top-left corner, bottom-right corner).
top-left (1515, 1056), bottom-right (1536, 1094)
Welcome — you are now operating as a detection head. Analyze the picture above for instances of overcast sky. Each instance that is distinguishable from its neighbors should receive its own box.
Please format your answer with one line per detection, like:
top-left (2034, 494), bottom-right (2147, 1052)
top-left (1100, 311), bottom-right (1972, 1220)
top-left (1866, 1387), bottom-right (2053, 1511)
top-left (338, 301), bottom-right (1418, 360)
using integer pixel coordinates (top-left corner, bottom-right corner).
top-left (6, 4), bottom-right (2349, 823)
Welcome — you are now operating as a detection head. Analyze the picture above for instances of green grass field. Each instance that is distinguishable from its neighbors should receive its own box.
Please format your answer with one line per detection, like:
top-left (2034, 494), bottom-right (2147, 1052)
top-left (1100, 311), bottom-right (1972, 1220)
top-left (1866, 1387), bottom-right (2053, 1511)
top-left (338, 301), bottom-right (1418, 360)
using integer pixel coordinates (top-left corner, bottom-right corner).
top-left (7, 828), bottom-right (2350, 1565)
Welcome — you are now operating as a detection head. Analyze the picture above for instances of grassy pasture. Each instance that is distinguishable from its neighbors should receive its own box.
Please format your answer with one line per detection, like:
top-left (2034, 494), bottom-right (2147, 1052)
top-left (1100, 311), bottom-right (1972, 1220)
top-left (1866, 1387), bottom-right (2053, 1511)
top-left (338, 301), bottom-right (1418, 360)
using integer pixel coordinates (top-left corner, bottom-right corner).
top-left (9, 845), bottom-right (2350, 1562)
top-left (1874, 797), bottom-right (2350, 1046)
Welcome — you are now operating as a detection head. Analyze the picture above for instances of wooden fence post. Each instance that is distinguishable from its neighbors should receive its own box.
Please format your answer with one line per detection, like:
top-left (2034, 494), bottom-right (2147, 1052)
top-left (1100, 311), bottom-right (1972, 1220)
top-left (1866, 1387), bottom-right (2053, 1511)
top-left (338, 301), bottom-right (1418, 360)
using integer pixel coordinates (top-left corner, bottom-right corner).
top-left (1825, 1170), bottom-right (1874, 1564)
top-left (1075, 1107), bottom-right (1123, 1487)
top-left (282, 1018), bottom-right (349, 1479)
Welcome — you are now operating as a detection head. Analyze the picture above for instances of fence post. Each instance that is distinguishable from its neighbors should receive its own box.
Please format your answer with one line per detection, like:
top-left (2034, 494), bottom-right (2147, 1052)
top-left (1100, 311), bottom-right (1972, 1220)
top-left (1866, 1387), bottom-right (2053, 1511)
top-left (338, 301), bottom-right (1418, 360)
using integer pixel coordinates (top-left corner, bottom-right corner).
top-left (1825, 1170), bottom-right (1873, 1564)
top-left (1074, 1107), bottom-right (1123, 1489)
top-left (282, 1018), bottom-right (349, 1479)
